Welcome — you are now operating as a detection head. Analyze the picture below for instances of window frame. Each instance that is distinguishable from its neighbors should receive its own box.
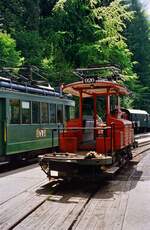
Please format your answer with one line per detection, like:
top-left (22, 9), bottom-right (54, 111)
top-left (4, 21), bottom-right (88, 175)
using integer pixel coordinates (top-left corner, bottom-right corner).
top-left (49, 103), bottom-right (57, 124)
top-left (40, 102), bottom-right (49, 124)
top-left (32, 101), bottom-right (40, 124)
top-left (9, 99), bottom-right (21, 124)
top-left (57, 104), bottom-right (64, 124)
top-left (21, 100), bottom-right (31, 124)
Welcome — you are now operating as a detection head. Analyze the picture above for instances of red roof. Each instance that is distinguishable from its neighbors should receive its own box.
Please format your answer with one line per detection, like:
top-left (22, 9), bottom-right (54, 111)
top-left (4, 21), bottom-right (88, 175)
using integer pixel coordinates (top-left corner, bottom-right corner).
top-left (63, 80), bottom-right (129, 97)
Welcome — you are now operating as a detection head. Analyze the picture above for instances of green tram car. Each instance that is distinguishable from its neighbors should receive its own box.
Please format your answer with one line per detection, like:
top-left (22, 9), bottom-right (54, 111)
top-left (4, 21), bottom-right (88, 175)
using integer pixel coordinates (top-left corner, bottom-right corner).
top-left (0, 78), bottom-right (75, 163)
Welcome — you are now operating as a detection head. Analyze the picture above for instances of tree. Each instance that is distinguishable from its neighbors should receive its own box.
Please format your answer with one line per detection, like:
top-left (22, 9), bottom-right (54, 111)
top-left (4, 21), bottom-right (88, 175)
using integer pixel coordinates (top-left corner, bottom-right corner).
top-left (0, 0), bottom-right (59, 32)
top-left (125, 0), bottom-right (150, 85)
top-left (0, 0), bottom-right (143, 111)
top-left (15, 31), bottom-right (45, 65)
top-left (0, 32), bottom-right (22, 67)
top-left (23, 0), bottom-right (40, 31)
top-left (125, 0), bottom-right (150, 111)
top-left (40, 0), bottom-right (59, 17)
top-left (0, 0), bottom-right (24, 33)
top-left (41, 0), bottom-right (134, 85)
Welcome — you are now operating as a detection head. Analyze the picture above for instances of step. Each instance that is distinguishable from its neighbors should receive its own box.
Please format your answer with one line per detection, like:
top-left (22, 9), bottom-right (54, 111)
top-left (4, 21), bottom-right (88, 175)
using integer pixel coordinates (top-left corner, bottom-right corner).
top-left (104, 166), bottom-right (119, 175)
top-left (0, 161), bottom-right (9, 166)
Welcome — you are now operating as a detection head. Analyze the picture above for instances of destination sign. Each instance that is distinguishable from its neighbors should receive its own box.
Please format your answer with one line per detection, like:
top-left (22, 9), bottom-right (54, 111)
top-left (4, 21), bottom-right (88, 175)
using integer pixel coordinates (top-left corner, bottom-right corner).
top-left (83, 76), bottom-right (98, 84)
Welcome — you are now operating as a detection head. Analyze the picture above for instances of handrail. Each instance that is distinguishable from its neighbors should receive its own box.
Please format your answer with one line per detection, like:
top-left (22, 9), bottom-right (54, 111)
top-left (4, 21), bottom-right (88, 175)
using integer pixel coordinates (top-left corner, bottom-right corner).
top-left (43, 124), bottom-right (115, 155)
top-left (44, 126), bottom-right (111, 130)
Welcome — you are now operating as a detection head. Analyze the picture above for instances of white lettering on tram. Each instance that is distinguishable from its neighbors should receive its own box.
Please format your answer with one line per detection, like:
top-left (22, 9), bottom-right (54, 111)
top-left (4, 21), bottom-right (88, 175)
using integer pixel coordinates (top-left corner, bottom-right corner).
top-left (36, 128), bottom-right (47, 138)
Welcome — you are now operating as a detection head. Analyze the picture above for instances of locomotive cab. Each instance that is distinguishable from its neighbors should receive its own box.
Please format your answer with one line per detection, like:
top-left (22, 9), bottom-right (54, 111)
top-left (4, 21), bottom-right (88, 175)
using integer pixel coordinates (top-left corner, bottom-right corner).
top-left (39, 67), bottom-right (134, 179)
top-left (59, 80), bottom-right (133, 154)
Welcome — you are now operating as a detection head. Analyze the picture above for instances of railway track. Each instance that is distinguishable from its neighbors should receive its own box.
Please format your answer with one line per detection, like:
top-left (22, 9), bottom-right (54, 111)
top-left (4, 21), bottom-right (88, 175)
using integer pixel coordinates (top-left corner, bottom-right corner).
top-left (0, 135), bottom-right (150, 229)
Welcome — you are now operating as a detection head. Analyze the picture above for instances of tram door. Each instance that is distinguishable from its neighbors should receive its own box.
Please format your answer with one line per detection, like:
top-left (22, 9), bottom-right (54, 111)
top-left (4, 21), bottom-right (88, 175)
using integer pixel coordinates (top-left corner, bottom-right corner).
top-left (0, 98), bottom-right (6, 156)
top-left (82, 98), bottom-right (94, 142)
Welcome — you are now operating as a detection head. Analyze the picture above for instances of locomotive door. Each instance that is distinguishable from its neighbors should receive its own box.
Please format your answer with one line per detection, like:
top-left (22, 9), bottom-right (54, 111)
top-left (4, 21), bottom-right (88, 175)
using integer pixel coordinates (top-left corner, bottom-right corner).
top-left (0, 98), bottom-right (6, 156)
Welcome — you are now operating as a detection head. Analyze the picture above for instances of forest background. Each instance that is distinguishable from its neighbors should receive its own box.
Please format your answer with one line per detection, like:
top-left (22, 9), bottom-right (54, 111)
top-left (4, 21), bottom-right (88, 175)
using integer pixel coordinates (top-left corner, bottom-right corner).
top-left (0, 0), bottom-right (150, 111)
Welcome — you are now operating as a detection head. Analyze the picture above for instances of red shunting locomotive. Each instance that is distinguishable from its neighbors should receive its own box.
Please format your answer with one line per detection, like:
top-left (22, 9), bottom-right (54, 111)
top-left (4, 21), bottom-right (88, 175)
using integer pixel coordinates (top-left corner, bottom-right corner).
top-left (39, 67), bottom-right (134, 179)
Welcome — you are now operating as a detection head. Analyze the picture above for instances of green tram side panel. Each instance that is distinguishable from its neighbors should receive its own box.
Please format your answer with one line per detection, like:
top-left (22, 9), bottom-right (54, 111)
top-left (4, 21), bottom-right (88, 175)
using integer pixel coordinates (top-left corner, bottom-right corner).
top-left (0, 88), bottom-right (74, 156)
top-left (0, 98), bottom-right (6, 156)
top-left (6, 124), bottom-right (59, 155)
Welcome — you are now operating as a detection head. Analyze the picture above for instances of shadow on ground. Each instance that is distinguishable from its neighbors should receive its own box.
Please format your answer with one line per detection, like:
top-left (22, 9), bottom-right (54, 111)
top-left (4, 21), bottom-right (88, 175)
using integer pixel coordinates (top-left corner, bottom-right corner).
top-left (36, 160), bottom-right (144, 204)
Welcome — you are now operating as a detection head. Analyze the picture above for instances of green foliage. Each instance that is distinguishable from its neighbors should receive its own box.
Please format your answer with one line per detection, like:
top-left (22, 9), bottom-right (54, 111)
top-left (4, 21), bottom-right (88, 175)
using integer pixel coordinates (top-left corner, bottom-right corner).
top-left (0, 0), bottom-right (24, 33)
top-left (23, 0), bottom-right (40, 31)
top-left (0, 32), bottom-right (22, 67)
top-left (125, 0), bottom-right (150, 111)
top-left (0, 0), bottom-right (149, 110)
top-left (121, 96), bottom-right (134, 109)
top-left (125, 0), bottom-right (150, 85)
top-left (15, 31), bottom-right (45, 65)
top-left (40, 0), bottom-right (134, 87)
top-left (42, 50), bottom-right (76, 86)
top-left (40, 0), bottom-right (59, 17)
top-left (0, 0), bottom-right (40, 32)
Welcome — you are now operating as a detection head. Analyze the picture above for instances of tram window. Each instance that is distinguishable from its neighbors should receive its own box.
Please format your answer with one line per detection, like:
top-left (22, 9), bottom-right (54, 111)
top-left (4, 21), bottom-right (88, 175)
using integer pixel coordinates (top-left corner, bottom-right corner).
top-left (65, 105), bottom-right (75, 121)
top-left (83, 98), bottom-right (93, 116)
top-left (32, 101), bottom-right (40, 123)
top-left (22, 101), bottom-right (31, 124)
top-left (50, 104), bottom-right (56, 123)
top-left (41, 102), bottom-right (49, 123)
top-left (110, 95), bottom-right (117, 115)
top-left (97, 96), bottom-right (106, 121)
top-left (70, 106), bottom-right (75, 119)
top-left (65, 105), bottom-right (70, 121)
top-left (10, 99), bottom-right (20, 124)
top-left (57, 104), bottom-right (63, 123)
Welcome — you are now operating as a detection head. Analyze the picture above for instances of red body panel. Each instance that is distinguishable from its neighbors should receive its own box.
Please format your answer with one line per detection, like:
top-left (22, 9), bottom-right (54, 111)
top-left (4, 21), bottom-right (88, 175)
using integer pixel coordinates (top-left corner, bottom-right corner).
top-left (96, 137), bottom-right (111, 154)
top-left (59, 116), bottom-right (134, 154)
top-left (60, 136), bottom-right (77, 153)
top-left (107, 116), bottom-right (133, 150)
top-left (60, 118), bottom-right (82, 152)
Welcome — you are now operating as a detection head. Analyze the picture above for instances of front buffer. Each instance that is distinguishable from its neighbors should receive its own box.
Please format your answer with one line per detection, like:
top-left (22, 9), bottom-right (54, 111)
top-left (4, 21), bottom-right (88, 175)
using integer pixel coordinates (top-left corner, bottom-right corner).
top-left (39, 152), bottom-right (116, 180)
